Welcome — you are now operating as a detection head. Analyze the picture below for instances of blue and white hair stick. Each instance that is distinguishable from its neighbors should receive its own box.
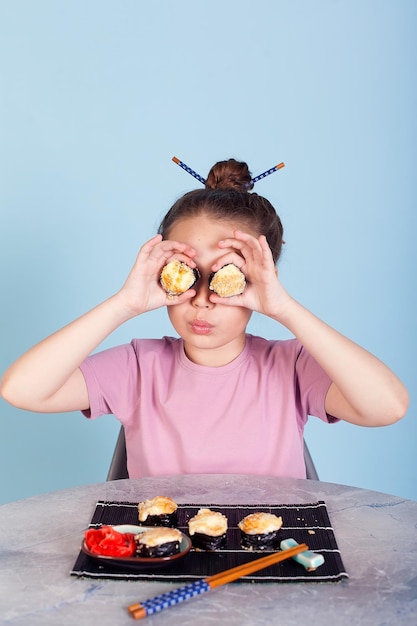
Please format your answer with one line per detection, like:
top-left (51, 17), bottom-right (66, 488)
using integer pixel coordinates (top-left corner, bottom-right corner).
top-left (172, 156), bottom-right (206, 185)
top-left (128, 541), bottom-right (307, 620)
top-left (251, 162), bottom-right (285, 184)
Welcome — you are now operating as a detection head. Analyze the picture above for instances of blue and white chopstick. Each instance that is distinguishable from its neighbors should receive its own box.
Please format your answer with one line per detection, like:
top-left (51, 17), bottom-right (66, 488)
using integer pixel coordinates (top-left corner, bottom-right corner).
top-left (128, 541), bottom-right (308, 620)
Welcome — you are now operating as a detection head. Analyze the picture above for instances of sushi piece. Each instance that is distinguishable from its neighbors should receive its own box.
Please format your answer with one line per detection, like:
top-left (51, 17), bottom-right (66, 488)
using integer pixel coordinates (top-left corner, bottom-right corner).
top-left (209, 264), bottom-right (246, 297)
top-left (135, 527), bottom-right (182, 557)
top-left (188, 508), bottom-right (228, 551)
top-left (138, 496), bottom-right (178, 527)
top-left (238, 512), bottom-right (283, 550)
top-left (160, 260), bottom-right (200, 296)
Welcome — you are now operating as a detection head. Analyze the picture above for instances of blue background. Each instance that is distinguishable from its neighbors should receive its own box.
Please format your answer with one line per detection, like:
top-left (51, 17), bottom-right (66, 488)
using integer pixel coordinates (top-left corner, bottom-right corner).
top-left (1, 0), bottom-right (415, 504)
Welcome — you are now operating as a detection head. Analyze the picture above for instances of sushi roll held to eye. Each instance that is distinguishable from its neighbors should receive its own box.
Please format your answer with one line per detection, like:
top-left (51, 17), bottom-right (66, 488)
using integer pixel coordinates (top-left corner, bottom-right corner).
top-left (188, 508), bottom-right (228, 551)
top-left (209, 263), bottom-right (246, 297)
top-left (238, 512), bottom-right (283, 551)
top-left (136, 527), bottom-right (183, 557)
top-left (138, 496), bottom-right (178, 527)
top-left (160, 259), bottom-right (200, 296)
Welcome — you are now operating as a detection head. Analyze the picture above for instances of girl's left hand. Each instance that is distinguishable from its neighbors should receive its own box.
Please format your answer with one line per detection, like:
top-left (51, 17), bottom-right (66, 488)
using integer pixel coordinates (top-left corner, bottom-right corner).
top-left (209, 230), bottom-right (290, 318)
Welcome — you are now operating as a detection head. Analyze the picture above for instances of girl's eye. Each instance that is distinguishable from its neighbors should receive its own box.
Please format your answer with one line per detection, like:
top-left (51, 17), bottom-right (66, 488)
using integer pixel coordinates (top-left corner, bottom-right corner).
top-left (208, 264), bottom-right (246, 298)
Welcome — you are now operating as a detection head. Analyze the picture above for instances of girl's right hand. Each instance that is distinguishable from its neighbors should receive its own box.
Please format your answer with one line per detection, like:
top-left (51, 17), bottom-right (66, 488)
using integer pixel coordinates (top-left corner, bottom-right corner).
top-left (116, 234), bottom-right (198, 317)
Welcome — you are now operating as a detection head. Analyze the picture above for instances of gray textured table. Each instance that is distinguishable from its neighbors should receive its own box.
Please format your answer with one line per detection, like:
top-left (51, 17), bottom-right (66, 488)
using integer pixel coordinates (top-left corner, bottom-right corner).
top-left (0, 474), bottom-right (416, 625)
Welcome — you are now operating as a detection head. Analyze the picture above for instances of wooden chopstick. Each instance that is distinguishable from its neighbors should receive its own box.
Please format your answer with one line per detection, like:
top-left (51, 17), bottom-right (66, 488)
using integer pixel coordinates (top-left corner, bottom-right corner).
top-left (206, 542), bottom-right (308, 587)
top-left (128, 542), bottom-right (308, 620)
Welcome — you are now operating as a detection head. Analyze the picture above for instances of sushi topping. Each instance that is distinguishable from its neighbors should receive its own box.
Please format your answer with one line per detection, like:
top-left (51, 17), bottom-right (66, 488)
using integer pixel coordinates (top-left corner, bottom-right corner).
top-left (188, 508), bottom-right (228, 537)
top-left (136, 527), bottom-right (182, 548)
top-left (209, 264), bottom-right (246, 297)
top-left (84, 526), bottom-right (136, 557)
top-left (238, 512), bottom-right (283, 535)
top-left (160, 260), bottom-right (200, 295)
top-left (138, 496), bottom-right (178, 522)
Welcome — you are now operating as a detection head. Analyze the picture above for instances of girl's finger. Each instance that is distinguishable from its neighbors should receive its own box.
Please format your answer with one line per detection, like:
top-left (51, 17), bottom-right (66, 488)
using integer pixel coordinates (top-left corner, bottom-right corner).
top-left (140, 237), bottom-right (197, 266)
top-left (159, 239), bottom-right (197, 256)
top-left (165, 289), bottom-right (196, 306)
top-left (138, 233), bottom-right (163, 255)
top-left (213, 235), bottom-right (266, 271)
top-left (210, 252), bottom-right (247, 272)
top-left (160, 251), bottom-right (198, 268)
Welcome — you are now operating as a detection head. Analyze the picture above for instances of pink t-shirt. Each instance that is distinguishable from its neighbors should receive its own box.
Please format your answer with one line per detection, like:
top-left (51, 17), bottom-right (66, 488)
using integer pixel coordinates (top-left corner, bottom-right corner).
top-left (80, 334), bottom-right (335, 479)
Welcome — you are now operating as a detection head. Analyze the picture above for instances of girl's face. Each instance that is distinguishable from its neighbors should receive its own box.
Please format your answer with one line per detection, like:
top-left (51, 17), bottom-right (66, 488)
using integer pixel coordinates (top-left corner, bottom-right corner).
top-left (166, 214), bottom-right (254, 366)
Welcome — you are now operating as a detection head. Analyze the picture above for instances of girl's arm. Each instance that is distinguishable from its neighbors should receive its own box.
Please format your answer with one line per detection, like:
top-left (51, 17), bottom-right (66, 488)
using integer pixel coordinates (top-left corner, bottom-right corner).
top-left (0, 295), bottom-right (134, 413)
top-left (275, 296), bottom-right (409, 427)
top-left (0, 235), bottom-right (197, 413)
top-left (213, 231), bottom-right (409, 427)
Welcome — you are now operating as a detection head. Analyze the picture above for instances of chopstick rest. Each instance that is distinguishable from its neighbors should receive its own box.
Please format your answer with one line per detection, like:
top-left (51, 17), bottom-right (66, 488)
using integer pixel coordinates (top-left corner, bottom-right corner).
top-left (280, 538), bottom-right (324, 571)
top-left (128, 542), bottom-right (308, 620)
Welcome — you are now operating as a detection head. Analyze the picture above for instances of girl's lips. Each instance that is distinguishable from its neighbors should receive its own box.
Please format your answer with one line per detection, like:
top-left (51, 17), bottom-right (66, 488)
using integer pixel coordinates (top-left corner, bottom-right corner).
top-left (190, 320), bottom-right (214, 335)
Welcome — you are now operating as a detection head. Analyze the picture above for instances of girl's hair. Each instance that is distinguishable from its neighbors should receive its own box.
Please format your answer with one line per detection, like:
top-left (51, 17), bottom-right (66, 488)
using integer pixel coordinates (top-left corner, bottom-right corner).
top-left (158, 159), bottom-right (284, 263)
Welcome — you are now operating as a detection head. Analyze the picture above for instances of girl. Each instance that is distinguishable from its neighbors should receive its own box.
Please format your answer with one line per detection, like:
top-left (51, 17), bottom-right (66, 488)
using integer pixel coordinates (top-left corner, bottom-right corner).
top-left (0, 159), bottom-right (409, 478)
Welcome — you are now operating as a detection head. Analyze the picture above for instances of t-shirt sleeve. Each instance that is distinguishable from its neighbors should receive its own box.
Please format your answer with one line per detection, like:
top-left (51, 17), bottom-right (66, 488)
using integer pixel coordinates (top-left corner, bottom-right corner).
top-left (294, 344), bottom-right (338, 425)
top-left (79, 342), bottom-right (140, 420)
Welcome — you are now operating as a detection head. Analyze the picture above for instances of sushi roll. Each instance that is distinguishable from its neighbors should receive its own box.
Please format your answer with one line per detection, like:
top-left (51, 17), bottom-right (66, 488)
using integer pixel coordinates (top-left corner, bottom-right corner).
top-left (238, 512), bottom-right (283, 551)
top-left (209, 264), bottom-right (246, 297)
top-left (138, 496), bottom-right (178, 527)
top-left (135, 527), bottom-right (182, 557)
top-left (188, 508), bottom-right (228, 551)
top-left (160, 259), bottom-right (200, 296)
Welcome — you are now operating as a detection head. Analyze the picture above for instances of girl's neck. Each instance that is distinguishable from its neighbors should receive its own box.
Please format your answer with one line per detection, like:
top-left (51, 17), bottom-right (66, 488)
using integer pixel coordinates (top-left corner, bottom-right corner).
top-left (183, 335), bottom-right (247, 367)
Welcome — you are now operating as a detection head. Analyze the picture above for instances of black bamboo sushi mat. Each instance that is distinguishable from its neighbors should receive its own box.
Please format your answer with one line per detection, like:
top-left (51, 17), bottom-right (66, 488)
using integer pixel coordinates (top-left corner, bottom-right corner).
top-left (71, 500), bottom-right (348, 583)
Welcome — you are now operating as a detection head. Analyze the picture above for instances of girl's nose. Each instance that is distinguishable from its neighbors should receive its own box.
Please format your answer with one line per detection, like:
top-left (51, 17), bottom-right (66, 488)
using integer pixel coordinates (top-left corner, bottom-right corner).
top-left (192, 279), bottom-right (213, 308)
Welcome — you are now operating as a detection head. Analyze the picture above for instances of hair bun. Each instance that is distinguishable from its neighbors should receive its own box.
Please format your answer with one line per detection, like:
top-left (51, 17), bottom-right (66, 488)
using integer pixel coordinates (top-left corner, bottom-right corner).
top-left (205, 159), bottom-right (253, 191)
